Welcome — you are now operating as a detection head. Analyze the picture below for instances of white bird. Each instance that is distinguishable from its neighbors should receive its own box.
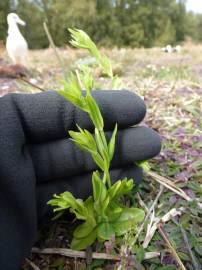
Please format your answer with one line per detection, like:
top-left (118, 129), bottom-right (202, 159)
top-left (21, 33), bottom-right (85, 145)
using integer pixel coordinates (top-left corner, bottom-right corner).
top-left (174, 45), bottom-right (181, 53)
top-left (6, 13), bottom-right (28, 66)
top-left (161, 44), bottom-right (173, 53)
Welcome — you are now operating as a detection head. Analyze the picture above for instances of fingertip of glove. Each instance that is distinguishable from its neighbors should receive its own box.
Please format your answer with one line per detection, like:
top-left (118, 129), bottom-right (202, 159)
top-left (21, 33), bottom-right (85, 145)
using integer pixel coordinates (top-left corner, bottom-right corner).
top-left (147, 127), bottom-right (162, 157)
top-left (121, 89), bottom-right (146, 124)
top-left (92, 89), bottom-right (146, 128)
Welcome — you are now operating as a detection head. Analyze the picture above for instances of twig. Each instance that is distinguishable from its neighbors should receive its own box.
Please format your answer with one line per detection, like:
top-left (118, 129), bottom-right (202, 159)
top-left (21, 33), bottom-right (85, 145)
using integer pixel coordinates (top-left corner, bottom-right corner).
top-left (157, 224), bottom-right (187, 270)
top-left (18, 77), bottom-right (46, 92)
top-left (25, 258), bottom-right (41, 270)
top-left (137, 192), bottom-right (149, 213)
top-left (147, 171), bottom-right (202, 209)
top-left (180, 226), bottom-right (201, 270)
top-left (43, 22), bottom-right (66, 80)
top-left (32, 247), bottom-right (159, 261)
top-left (134, 185), bottom-right (164, 243)
top-left (143, 252), bottom-right (160, 260)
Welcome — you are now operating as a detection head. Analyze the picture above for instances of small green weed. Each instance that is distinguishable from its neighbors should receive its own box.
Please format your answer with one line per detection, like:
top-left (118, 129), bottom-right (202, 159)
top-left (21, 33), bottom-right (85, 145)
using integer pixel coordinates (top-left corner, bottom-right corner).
top-left (48, 29), bottom-right (144, 251)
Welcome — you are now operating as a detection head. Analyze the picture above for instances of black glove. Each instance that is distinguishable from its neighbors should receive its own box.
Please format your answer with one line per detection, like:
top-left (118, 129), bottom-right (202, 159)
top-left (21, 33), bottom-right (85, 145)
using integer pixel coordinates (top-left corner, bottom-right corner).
top-left (0, 90), bottom-right (161, 270)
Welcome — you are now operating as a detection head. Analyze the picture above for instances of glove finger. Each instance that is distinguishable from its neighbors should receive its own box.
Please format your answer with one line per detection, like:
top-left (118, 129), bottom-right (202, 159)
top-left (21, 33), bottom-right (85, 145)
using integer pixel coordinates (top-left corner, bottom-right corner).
top-left (36, 165), bottom-right (143, 222)
top-left (30, 126), bottom-right (161, 183)
top-left (10, 90), bottom-right (146, 143)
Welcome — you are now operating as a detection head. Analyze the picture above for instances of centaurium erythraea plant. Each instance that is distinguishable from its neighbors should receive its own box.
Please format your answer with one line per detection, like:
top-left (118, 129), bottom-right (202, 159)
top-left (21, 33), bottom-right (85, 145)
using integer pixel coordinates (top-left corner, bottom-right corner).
top-left (48, 29), bottom-right (145, 250)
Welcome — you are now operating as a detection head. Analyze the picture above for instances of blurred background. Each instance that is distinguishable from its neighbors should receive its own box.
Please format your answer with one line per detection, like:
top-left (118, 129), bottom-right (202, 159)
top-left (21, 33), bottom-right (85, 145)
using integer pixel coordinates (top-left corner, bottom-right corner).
top-left (1, 0), bottom-right (202, 49)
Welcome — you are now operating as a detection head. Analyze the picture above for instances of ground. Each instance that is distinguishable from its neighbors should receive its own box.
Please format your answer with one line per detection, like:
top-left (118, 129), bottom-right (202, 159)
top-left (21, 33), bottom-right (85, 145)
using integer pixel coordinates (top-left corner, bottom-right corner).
top-left (0, 44), bottom-right (201, 270)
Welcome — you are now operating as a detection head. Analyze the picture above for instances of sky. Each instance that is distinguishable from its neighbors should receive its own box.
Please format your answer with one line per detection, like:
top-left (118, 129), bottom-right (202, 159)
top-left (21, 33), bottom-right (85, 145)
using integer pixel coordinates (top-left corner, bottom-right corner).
top-left (186, 0), bottom-right (202, 14)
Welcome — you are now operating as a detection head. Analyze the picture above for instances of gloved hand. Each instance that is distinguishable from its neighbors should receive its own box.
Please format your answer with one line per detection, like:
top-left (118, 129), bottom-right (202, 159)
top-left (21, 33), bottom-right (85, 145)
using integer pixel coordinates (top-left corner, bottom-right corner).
top-left (0, 90), bottom-right (161, 270)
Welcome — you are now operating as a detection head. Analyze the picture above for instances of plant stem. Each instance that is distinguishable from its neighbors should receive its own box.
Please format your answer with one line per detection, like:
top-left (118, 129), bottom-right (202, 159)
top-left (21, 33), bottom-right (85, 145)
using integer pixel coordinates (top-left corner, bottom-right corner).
top-left (103, 172), bottom-right (107, 185)
top-left (106, 170), bottom-right (111, 188)
top-left (43, 22), bottom-right (66, 80)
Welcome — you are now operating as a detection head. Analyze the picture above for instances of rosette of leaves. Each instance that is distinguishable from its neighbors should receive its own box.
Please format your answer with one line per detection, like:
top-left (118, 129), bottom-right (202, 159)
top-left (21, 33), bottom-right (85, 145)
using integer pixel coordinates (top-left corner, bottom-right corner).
top-left (48, 29), bottom-right (144, 250)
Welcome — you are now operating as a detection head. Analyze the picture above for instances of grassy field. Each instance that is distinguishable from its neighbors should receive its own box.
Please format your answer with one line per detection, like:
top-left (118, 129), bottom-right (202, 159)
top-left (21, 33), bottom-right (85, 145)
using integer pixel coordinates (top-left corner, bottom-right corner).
top-left (1, 44), bottom-right (202, 269)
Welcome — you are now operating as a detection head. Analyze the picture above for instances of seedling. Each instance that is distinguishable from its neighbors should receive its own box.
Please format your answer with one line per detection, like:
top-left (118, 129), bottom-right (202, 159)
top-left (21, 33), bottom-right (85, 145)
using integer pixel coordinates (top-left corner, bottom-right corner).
top-left (48, 29), bottom-right (144, 250)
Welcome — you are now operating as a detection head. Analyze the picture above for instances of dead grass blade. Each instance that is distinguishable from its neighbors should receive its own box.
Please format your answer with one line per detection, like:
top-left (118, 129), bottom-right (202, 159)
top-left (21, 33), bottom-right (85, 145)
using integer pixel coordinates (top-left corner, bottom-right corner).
top-left (143, 207), bottom-right (185, 248)
top-left (147, 171), bottom-right (202, 209)
top-left (134, 185), bottom-right (164, 244)
top-left (158, 224), bottom-right (187, 270)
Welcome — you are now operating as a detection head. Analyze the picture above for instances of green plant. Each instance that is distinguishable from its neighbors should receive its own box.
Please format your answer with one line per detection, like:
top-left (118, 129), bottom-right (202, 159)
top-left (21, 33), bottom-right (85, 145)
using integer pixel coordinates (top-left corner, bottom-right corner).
top-left (48, 29), bottom-right (144, 250)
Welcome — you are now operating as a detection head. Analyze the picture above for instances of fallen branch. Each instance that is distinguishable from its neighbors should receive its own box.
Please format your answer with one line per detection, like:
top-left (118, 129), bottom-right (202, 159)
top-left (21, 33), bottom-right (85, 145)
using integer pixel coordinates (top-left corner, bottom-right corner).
top-left (158, 224), bottom-right (187, 270)
top-left (32, 247), bottom-right (159, 261)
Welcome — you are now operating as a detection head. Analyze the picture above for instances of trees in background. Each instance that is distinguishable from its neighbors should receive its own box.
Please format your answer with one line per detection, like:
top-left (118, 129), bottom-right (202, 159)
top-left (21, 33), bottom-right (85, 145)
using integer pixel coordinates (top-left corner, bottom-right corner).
top-left (1, 0), bottom-right (202, 48)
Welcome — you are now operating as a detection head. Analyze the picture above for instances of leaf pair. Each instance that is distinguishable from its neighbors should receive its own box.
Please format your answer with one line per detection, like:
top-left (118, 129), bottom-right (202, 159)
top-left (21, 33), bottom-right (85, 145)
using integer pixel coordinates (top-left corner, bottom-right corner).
top-left (59, 73), bottom-right (87, 112)
top-left (69, 28), bottom-right (113, 78)
top-left (69, 126), bottom-right (97, 155)
top-left (69, 123), bottom-right (117, 175)
top-left (48, 191), bottom-right (87, 220)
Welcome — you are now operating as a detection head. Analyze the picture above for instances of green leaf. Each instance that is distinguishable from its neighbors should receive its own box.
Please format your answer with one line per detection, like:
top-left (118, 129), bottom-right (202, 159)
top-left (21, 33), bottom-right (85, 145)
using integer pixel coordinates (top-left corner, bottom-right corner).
top-left (86, 94), bottom-right (104, 130)
top-left (97, 222), bottom-right (115, 240)
top-left (95, 128), bottom-right (109, 168)
top-left (133, 246), bottom-right (145, 263)
top-left (59, 90), bottom-right (85, 111)
top-left (70, 199), bottom-right (88, 220)
top-left (118, 208), bottom-right (144, 223)
top-left (71, 227), bottom-right (97, 250)
top-left (108, 124), bottom-right (117, 161)
top-left (69, 127), bottom-right (97, 155)
top-left (106, 202), bottom-right (122, 222)
top-left (79, 65), bottom-right (94, 93)
top-left (47, 191), bottom-right (77, 211)
top-left (74, 221), bottom-right (96, 239)
top-left (99, 55), bottom-right (113, 78)
top-left (92, 171), bottom-right (107, 203)
top-left (84, 196), bottom-right (94, 214)
top-left (92, 171), bottom-right (109, 218)
top-left (68, 28), bottom-right (114, 81)
top-left (92, 152), bottom-right (105, 171)
top-left (108, 178), bottom-right (134, 199)
top-left (135, 160), bottom-right (151, 172)
top-left (69, 28), bottom-right (100, 59)
top-left (95, 195), bottom-right (109, 218)
top-left (113, 207), bottom-right (144, 236)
